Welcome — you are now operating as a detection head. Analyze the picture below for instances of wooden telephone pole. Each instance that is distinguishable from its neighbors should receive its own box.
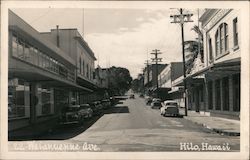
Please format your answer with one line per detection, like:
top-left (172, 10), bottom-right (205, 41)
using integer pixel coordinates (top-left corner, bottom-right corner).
top-left (170, 8), bottom-right (193, 116)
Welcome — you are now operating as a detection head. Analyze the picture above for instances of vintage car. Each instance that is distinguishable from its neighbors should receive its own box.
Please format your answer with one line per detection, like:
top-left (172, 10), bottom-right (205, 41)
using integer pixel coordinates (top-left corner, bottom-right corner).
top-left (60, 105), bottom-right (81, 124)
top-left (160, 100), bottom-right (179, 117)
top-left (101, 99), bottom-right (111, 109)
top-left (78, 104), bottom-right (93, 119)
top-left (151, 98), bottom-right (162, 109)
top-left (129, 94), bottom-right (135, 99)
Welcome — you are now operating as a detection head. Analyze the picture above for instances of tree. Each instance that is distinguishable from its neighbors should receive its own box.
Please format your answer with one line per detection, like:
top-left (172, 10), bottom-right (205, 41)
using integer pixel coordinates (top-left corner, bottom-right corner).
top-left (108, 66), bottom-right (132, 95)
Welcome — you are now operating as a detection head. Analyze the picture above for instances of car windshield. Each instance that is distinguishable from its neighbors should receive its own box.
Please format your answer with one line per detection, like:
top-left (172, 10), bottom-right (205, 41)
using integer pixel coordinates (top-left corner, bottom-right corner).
top-left (165, 102), bottom-right (177, 106)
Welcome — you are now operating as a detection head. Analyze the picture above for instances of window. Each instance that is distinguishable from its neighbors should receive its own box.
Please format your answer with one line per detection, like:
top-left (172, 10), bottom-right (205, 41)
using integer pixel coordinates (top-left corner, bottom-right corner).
top-left (12, 34), bottom-right (18, 57)
top-left (233, 18), bottom-right (238, 47)
top-left (79, 58), bottom-right (81, 74)
top-left (224, 24), bottom-right (229, 52)
top-left (215, 32), bottom-right (220, 56)
top-left (8, 79), bottom-right (30, 118)
top-left (215, 80), bottom-right (221, 110)
top-left (215, 23), bottom-right (228, 57)
top-left (86, 64), bottom-right (89, 78)
top-left (222, 77), bottom-right (229, 111)
top-left (82, 60), bottom-right (85, 76)
top-left (208, 38), bottom-right (213, 61)
top-left (17, 38), bottom-right (24, 59)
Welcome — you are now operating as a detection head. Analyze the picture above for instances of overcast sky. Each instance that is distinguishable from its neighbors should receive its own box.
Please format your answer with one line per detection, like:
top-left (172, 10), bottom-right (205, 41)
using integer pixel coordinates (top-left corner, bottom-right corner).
top-left (12, 8), bottom-right (199, 78)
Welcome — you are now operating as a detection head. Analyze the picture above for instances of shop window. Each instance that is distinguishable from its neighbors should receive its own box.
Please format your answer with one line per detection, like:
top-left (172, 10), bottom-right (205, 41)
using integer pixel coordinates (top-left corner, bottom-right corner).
top-left (8, 79), bottom-right (30, 119)
top-left (208, 82), bottom-right (213, 110)
top-left (233, 74), bottom-right (240, 111)
top-left (37, 85), bottom-right (54, 116)
top-left (215, 80), bottom-right (221, 110)
top-left (233, 18), bottom-right (239, 48)
top-left (222, 77), bottom-right (229, 111)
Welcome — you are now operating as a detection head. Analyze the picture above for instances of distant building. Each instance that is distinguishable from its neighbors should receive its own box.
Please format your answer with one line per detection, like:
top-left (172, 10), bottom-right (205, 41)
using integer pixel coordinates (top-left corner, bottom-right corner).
top-left (158, 62), bottom-right (184, 103)
top-left (143, 64), bottom-right (168, 97)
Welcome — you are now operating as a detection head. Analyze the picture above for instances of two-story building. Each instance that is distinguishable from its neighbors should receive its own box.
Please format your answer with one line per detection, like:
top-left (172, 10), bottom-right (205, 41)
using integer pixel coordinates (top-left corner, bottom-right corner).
top-left (177, 9), bottom-right (241, 119)
top-left (40, 27), bottom-right (97, 103)
top-left (8, 10), bottom-right (94, 138)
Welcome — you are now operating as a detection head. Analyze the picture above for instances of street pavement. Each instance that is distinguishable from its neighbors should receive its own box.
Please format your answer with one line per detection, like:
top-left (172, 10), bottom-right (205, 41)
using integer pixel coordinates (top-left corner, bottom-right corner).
top-left (8, 95), bottom-right (240, 152)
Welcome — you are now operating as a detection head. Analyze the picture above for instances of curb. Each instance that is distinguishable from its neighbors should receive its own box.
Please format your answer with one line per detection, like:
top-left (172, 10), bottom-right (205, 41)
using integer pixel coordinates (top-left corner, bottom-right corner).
top-left (183, 117), bottom-right (240, 136)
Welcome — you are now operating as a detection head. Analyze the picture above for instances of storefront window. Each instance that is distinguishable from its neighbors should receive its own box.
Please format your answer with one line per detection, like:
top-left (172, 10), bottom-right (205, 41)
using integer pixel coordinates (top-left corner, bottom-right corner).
top-left (8, 79), bottom-right (30, 119)
top-left (37, 85), bottom-right (54, 116)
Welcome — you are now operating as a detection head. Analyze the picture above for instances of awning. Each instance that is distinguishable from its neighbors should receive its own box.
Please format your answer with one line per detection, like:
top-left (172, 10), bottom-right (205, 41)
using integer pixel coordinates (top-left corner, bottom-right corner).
top-left (172, 58), bottom-right (240, 86)
top-left (9, 59), bottom-right (93, 93)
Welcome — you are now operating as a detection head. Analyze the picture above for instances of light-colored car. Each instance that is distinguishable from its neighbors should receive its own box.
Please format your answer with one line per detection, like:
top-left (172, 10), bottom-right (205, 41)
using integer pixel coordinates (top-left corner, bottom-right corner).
top-left (160, 100), bottom-right (179, 117)
top-left (151, 98), bottom-right (162, 109)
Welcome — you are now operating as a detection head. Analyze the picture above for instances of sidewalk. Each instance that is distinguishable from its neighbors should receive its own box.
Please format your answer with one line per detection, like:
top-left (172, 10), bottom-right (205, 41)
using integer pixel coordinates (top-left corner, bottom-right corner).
top-left (180, 108), bottom-right (240, 136)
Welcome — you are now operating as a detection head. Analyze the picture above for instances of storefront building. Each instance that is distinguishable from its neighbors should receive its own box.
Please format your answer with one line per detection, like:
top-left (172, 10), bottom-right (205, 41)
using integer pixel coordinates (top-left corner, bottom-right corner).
top-left (184, 9), bottom-right (241, 119)
top-left (8, 10), bottom-right (92, 138)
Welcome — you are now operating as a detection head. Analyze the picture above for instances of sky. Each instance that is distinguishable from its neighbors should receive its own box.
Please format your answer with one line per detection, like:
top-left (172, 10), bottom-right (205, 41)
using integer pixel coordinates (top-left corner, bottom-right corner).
top-left (12, 8), bottom-right (199, 79)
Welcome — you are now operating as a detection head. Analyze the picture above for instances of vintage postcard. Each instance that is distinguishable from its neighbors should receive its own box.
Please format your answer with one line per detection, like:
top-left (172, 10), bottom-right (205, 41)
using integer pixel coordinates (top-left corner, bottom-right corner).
top-left (0, 0), bottom-right (249, 160)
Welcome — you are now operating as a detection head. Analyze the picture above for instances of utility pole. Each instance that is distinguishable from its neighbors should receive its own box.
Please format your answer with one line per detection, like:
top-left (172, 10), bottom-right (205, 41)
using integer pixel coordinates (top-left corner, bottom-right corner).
top-left (170, 8), bottom-right (193, 116)
top-left (151, 49), bottom-right (162, 98)
top-left (144, 60), bottom-right (151, 96)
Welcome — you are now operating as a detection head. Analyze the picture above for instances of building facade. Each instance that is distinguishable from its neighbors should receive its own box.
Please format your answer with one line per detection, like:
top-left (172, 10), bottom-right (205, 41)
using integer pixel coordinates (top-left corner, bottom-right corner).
top-left (143, 64), bottom-right (167, 97)
top-left (158, 62), bottom-right (184, 105)
top-left (185, 9), bottom-right (241, 119)
top-left (41, 27), bottom-right (97, 103)
top-left (8, 10), bottom-right (96, 138)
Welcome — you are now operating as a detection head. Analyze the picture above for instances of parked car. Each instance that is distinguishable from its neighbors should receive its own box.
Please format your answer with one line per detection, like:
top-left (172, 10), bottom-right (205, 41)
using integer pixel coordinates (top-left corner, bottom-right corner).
top-left (145, 96), bottom-right (153, 105)
top-left (94, 101), bottom-right (104, 110)
top-left (139, 94), bottom-right (144, 98)
top-left (129, 94), bottom-right (135, 99)
top-left (60, 105), bottom-right (81, 124)
top-left (151, 98), bottom-right (162, 109)
top-left (89, 102), bottom-right (100, 116)
top-left (101, 99), bottom-right (111, 109)
top-left (78, 104), bottom-right (93, 119)
top-left (160, 100), bottom-right (179, 117)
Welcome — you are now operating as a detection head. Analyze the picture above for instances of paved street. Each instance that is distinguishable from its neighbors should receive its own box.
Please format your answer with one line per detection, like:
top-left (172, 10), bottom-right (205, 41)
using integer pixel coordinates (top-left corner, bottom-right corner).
top-left (9, 95), bottom-right (240, 152)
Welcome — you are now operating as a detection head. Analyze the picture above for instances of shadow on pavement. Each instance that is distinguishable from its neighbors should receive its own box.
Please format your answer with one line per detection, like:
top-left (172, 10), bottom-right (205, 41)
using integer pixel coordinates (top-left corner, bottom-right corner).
top-left (103, 106), bottom-right (129, 114)
top-left (9, 104), bottom-right (129, 141)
